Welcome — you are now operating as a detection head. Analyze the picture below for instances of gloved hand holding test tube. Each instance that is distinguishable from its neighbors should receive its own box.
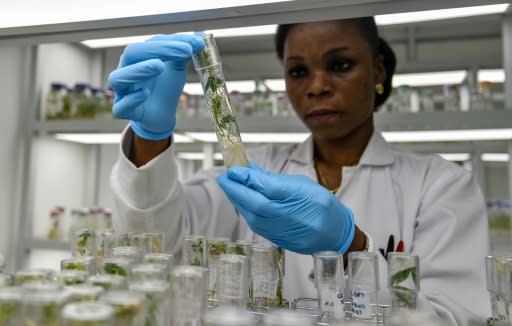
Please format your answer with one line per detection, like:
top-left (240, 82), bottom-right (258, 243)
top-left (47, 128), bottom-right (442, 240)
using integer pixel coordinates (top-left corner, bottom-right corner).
top-left (192, 33), bottom-right (249, 168)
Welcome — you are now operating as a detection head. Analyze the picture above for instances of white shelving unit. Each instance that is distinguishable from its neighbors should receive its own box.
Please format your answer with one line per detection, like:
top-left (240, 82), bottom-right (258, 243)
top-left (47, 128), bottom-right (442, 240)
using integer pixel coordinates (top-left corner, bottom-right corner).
top-left (2, 0), bottom-right (510, 268)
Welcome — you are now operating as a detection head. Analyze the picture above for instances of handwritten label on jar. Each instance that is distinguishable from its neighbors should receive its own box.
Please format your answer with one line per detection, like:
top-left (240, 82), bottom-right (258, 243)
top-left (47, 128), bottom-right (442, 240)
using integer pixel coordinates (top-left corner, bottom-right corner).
top-left (319, 286), bottom-right (345, 319)
top-left (351, 288), bottom-right (374, 319)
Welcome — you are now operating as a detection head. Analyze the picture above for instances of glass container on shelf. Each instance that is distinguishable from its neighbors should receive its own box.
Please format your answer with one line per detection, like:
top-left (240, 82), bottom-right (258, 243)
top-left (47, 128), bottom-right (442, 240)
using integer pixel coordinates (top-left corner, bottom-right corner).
top-left (56, 270), bottom-right (88, 286)
top-left (61, 302), bottom-right (114, 326)
top-left (215, 254), bottom-right (249, 307)
top-left (143, 253), bottom-right (174, 281)
top-left (192, 33), bottom-right (249, 168)
top-left (395, 85), bottom-right (413, 112)
top-left (170, 265), bottom-right (209, 326)
top-left (100, 257), bottom-right (132, 278)
top-left (249, 243), bottom-right (278, 311)
top-left (96, 229), bottom-right (116, 269)
top-left (65, 285), bottom-right (105, 303)
top-left (72, 228), bottom-right (96, 257)
top-left (348, 251), bottom-right (379, 321)
top-left (130, 263), bottom-right (168, 282)
top-left (91, 88), bottom-right (112, 120)
top-left (44, 82), bottom-right (68, 120)
top-left (472, 81), bottom-right (494, 111)
top-left (442, 84), bottom-right (459, 111)
top-left (131, 232), bottom-right (165, 254)
top-left (47, 206), bottom-right (64, 240)
top-left (182, 235), bottom-right (207, 267)
top-left (70, 83), bottom-right (94, 119)
top-left (419, 88), bottom-right (435, 112)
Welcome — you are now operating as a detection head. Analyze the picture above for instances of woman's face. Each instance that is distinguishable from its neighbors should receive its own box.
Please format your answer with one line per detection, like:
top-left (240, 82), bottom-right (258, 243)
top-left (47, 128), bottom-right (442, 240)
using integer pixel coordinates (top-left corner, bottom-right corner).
top-left (283, 20), bottom-right (385, 140)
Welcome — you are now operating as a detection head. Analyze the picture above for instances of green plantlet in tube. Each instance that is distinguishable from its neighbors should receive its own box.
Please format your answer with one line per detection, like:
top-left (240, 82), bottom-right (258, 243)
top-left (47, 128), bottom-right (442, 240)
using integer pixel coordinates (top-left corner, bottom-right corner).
top-left (192, 33), bottom-right (249, 168)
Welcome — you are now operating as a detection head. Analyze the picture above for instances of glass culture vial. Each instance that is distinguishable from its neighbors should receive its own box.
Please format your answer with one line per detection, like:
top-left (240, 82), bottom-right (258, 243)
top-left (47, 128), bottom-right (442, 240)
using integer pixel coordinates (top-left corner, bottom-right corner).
top-left (192, 33), bottom-right (249, 168)
top-left (15, 270), bottom-right (48, 285)
top-left (65, 285), bottom-right (105, 303)
top-left (99, 291), bottom-right (145, 326)
top-left (129, 280), bottom-right (171, 326)
top-left (21, 286), bottom-right (69, 326)
top-left (207, 237), bottom-right (229, 301)
top-left (143, 253), bottom-right (175, 281)
top-left (131, 232), bottom-right (166, 254)
top-left (96, 229), bottom-right (117, 264)
top-left (61, 302), bottom-right (114, 326)
top-left (170, 265), bottom-right (209, 326)
top-left (0, 287), bottom-right (22, 326)
top-left (216, 254), bottom-right (249, 307)
top-left (182, 235), bottom-right (207, 267)
top-left (111, 246), bottom-right (144, 265)
top-left (313, 251), bottom-right (345, 320)
top-left (348, 251), bottom-right (379, 320)
top-left (73, 228), bottom-right (96, 257)
top-left (86, 274), bottom-right (127, 291)
top-left (250, 243), bottom-right (278, 311)
top-left (61, 256), bottom-right (97, 275)
top-left (203, 306), bottom-right (258, 326)
top-left (56, 270), bottom-right (88, 286)
top-left (387, 252), bottom-right (420, 310)
top-left (130, 263), bottom-right (168, 282)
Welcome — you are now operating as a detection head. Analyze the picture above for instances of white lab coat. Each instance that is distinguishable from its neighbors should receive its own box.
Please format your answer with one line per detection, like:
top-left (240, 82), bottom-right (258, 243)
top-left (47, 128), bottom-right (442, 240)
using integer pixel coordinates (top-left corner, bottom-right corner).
top-left (111, 127), bottom-right (491, 325)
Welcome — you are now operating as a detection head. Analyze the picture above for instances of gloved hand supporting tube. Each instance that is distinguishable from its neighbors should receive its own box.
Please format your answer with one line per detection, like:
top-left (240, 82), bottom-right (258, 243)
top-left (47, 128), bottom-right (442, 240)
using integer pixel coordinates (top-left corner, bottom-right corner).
top-left (217, 162), bottom-right (355, 255)
top-left (108, 34), bottom-right (205, 140)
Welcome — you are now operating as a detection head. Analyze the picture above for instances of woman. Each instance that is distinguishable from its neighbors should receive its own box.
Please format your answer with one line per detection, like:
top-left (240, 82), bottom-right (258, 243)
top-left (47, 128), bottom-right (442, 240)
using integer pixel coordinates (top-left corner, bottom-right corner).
top-left (109, 17), bottom-right (490, 324)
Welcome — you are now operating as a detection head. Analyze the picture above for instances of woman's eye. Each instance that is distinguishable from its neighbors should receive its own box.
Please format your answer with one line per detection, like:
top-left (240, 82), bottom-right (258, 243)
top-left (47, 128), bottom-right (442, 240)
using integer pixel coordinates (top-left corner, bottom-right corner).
top-left (331, 60), bottom-right (352, 72)
top-left (288, 67), bottom-right (307, 78)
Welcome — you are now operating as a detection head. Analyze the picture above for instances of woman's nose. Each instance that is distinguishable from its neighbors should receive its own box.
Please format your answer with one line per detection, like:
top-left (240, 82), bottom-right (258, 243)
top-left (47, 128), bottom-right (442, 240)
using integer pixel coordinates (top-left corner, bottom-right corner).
top-left (307, 71), bottom-right (333, 98)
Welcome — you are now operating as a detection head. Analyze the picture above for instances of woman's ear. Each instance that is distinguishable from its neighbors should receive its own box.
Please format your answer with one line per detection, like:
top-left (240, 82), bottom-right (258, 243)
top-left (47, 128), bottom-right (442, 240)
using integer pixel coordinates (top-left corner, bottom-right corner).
top-left (375, 54), bottom-right (386, 86)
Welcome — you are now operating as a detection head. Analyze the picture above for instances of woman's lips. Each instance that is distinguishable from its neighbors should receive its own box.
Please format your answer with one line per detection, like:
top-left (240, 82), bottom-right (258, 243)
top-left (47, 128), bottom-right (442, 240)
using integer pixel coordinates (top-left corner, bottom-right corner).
top-left (306, 109), bottom-right (340, 122)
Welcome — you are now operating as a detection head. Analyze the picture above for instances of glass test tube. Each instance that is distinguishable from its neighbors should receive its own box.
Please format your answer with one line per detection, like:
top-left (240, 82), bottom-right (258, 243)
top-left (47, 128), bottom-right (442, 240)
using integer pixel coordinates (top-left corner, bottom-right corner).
top-left (170, 265), bottom-right (209, 326)
top-left (61, 256), bottom-right (97, 275)
top-left (129, 280), bottom-right (171, 326)
top-left (131, 263), bottom-right (168, 282)
top-left (276, 247), bottom-right (285, 307)
top-left (250, 243), bottom-right (278, 310)
top-left (192, 33), bottom-right (249, 168)
top-left (263, 309), bottom-right (315, 326)
top-left (486, 256), bottom-right (500, 319)
top-left (86, 274), bottom-right (127, 291)
top-left (182, 235), bottom-right (207, 267)
top-left (216, 254), bottom-right (249, 307)
top-left (227, 240), bottom-right (254, 256)
top-left (73, 228), bottom-right (96, 257)
top-left (203, 306), bottom-right (258, 326)
top-left (61, 302), bottom-right (114, 326)
top-left (99, 290), bottom-right (146, 326)
top-left (348, 252), bottom-right (379, 320)
top-left (313, 251), bottom-right (345, 320)
top-left (0, 287), bottom-right (22, 326)
top-left (207, 237), bottom-right (229, 301)
top-left (131, 232), bottom-right (166, 254)
top-left (387, 252), bottom-right (420, 310)
top-left (495, 256), bottom-right (512, 323)
top-left (57, 270), bottom-right (88, 286)
top-left (65, 285), bottom-right (105, 302)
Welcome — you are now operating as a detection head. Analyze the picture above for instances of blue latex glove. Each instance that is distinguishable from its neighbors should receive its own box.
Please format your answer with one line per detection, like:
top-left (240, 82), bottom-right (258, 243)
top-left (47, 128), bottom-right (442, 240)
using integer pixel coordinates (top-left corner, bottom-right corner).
top-left (108, 34), bottom-right (205, 140)
top-left (217, 162), bottom-right (355, 255)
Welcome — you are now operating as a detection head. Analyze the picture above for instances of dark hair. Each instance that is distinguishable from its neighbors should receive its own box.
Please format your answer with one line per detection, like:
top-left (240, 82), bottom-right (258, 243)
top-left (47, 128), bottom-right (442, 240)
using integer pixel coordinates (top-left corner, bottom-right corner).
top-left (275, 17), bottom-right (396, 109)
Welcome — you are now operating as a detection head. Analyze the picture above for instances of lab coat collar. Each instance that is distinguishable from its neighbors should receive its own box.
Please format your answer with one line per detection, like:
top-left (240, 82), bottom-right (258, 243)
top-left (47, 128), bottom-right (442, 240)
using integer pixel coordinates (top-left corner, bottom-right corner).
top-left (289, 130), bottom-right (394, 166)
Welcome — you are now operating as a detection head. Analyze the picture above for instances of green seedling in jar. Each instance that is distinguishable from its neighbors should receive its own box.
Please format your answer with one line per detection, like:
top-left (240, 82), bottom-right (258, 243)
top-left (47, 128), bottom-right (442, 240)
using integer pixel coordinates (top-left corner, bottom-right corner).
top-left (227, 244), bottom-right (245, 256)
top-left (0, 302), bottom-right (18, 326)
top-left (103, 263), bottom-right (128, 277)
top-left (390, 267), bottom-right (418, 309)
top-left (24, 302), bottom-right (60, 326)
top-left (189, 239), bottom-right (205, 267)
top-left (275, 248), bottom-right (284, 307)
top-left (193, 34), bottom-right (248, 168)
top-left (74, 230), bottom-right (94, 257)
top-left (15, 271), bottom-right (47, 285)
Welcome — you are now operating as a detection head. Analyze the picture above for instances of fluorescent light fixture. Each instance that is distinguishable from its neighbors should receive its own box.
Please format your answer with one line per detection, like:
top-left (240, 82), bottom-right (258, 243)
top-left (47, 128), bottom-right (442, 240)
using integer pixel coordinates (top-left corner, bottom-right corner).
top-left (177, 152), bottom-right (224, 160)
top-left (478, 69), bottom-right (505, 83)
top-left (482, 153), bottom-right (509, 162)
top-left (375, 4), bottom-right (509, 25)
top-left (82, 35), bottom-right (155, 48)
top-left (393, 70), bottom-right (467, 87)
top-left (207, 24), bottom-right (276, 37)
top-left (264, 79), bottom-right (286, 92)
top-left (55, 133), bottom-right (193, 144)
top-left (185, 132), bottom-right (310, 143)
top-left (382, 129), bottom-right (512, 142)
top-left (438, 153), bottom-right (470, 161)
top-left (183, 80), bottom-right (256, 95)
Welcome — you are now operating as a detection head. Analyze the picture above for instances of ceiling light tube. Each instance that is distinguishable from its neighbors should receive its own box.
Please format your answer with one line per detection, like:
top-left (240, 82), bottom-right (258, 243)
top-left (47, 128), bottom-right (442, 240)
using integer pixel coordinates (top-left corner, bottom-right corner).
top-left (438, 153), bottom-right (470, 161)
top-left (481, 153), bottom-right (509, 162)
top-left (375, 4), bottom-right (509, 25)
top-left (382, 129), bottom-right (512, 142)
